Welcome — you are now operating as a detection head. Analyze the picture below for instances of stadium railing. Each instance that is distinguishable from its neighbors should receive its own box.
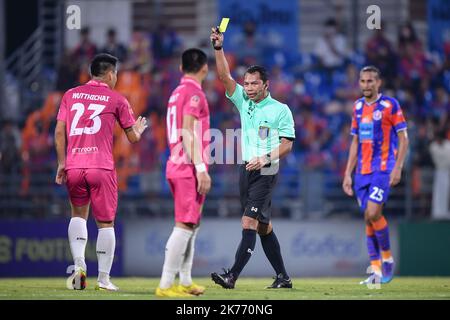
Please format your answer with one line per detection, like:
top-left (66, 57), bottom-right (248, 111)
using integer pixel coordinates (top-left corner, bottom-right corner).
top-left (0, 165), bottom-right (433, 220)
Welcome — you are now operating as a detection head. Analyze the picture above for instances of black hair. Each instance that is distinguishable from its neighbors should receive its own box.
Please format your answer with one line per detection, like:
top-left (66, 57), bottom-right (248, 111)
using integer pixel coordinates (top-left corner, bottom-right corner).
top-left (90, 53), bottom-right (118, 77)
top-left (107, 28), bottom-right (116, 37)
top-left (80, 26), bottom-right (90, 35)
top-left (245, 65), bottom-right (268, 83)
top-left (361, 65), bottom-right (381, 79)
top-left (399, 22), bottom-right (418, 44)
top-left (435, 129), bottom-right (447, 140)
top-left (325, 18), bottom-right (337, 27)
top-left (181, 48), bottom-right (207, 74)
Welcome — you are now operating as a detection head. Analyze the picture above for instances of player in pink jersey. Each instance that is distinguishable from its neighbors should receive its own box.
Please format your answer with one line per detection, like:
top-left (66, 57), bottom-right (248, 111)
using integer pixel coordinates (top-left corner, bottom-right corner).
top-left (156, 48), bottom-right (211, 297)
top-left (54, 53), bottom-right (148, 291)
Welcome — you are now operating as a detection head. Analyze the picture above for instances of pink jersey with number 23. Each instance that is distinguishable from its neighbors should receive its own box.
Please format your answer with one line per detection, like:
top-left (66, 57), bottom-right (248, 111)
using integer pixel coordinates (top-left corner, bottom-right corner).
top-left (56, 80), bottom-right (136, 170)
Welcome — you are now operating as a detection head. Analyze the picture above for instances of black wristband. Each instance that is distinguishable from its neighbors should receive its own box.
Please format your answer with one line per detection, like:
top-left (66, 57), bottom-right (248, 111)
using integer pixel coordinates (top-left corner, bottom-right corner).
top-left (213, 46), bottom-right (223, 50)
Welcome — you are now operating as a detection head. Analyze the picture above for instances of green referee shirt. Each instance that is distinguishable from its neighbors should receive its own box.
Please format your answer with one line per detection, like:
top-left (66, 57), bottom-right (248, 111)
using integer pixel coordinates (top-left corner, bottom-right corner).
top-left (226, 83), bottom-right (296, 162)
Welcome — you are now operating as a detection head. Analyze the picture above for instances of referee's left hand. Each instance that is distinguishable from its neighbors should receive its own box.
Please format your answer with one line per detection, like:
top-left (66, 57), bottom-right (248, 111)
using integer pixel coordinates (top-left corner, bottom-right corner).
top-left (246, 156), bottom-right (269, 171)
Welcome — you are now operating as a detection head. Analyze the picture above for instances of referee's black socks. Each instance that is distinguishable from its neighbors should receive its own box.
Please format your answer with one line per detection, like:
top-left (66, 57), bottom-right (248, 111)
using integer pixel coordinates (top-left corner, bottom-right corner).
top-left (260, 230), bottom-right (289, 279)
top-left (230, 229), bottom-right (257, 278)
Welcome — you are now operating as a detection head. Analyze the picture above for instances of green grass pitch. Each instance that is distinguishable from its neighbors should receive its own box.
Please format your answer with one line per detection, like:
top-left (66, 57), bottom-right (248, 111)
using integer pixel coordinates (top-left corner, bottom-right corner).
top-left (0, 277), bottom-right (449, 300)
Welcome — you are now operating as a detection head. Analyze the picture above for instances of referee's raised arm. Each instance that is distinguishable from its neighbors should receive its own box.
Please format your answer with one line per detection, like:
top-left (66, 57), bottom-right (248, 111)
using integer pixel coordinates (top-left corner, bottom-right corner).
top-left (210, 27), bottom-right (236, 97)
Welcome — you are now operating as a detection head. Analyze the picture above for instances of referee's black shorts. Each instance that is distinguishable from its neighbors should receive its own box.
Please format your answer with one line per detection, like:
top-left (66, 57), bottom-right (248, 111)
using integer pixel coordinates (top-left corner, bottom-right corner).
top-left (239, 162), bottom-right (279, 224)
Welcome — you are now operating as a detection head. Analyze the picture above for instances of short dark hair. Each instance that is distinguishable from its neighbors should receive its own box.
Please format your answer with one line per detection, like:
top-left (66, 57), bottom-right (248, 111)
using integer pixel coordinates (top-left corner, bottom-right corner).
top-left (325, 18), bottom-right (337, 27)
top-left (81, 26), bottom-right (90, 36)
top-left (361, 65), bottom-right (381, 79)
top-left (90, 53), bottom-right (118, 77)
top-left (181, 48), bottom-right (207, 74)
top-left (436, 129), bottom-right (447, 140)
top-left (107, 28), bottom-right (116, 37)
top-left (245, 65), bottom-right (268, 83)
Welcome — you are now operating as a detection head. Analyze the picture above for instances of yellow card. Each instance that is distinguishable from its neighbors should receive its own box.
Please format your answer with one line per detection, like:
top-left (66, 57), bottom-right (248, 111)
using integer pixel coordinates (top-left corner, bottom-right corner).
top-left (219, 18), bottom-right (230, 33)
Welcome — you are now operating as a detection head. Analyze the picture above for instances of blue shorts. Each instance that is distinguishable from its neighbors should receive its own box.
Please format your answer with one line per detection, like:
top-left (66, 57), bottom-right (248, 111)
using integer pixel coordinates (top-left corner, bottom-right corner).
top-left (354, 172), bottom-right (391, 212)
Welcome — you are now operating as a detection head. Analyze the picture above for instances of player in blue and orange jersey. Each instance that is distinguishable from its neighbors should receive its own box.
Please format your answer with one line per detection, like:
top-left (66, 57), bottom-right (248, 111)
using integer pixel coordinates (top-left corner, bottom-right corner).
top-left (342, 66), bottom-right (409, 285)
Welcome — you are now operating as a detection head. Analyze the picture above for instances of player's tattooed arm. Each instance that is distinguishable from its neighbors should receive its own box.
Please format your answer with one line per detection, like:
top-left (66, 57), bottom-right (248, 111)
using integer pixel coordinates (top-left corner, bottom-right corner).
top-left (390, 130), bottom-right (409, 186)
top-left (54, 120), bottom-right (67, 185)
top-left (210, 27), bottom-right (236, 97)
top-left (343, 135), bottom-right (358, 196)
top-left (124, 116), bottom-right (149, 143)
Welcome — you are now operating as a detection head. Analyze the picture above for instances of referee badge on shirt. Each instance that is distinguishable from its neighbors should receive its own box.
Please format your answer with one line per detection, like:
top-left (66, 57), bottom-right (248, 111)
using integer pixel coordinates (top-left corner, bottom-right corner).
top-left (258, 126), bottom-right (270, 140)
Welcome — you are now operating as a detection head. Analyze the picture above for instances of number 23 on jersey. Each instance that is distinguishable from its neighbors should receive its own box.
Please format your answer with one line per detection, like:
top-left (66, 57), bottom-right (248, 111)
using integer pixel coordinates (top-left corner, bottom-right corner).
top-left (69, 102), bottom-right (106, 136)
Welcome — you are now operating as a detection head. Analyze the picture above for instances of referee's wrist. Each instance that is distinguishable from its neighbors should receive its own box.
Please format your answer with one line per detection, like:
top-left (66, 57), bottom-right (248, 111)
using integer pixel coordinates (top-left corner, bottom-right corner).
top-left (195, 163), bottom-right (207, 173)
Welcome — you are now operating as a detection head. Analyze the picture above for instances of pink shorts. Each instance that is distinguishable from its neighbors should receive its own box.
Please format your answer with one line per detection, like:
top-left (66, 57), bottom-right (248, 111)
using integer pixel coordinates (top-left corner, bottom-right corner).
top-left (167, 177), bottom-right (205, 225)
top-left (66, 168), bottom-right (118, 222)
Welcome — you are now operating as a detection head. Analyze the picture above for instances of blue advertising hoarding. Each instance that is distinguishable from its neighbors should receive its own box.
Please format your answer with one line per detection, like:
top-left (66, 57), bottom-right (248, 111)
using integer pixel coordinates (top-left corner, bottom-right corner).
top-left (123, 219), bottom-right (398, 277)
top-left (0, 220), bottom-right (123, 277)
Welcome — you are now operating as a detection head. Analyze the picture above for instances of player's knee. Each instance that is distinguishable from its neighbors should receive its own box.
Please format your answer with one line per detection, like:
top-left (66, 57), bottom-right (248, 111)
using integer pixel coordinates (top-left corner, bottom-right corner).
top-left (241, 216), bottom-right (258, 230)
top-left (365, 210), bottom-right (381, 223)
top-left (257, 222), bottom-right (272, 235)
top-left (175, 221), bottom-right (196, 231)
top-left (71, 206), bottom-right (89, 220)
top-left (72, 212), bottom-right (88, 220)
top-left (96, 220), bottom-right (114, 228)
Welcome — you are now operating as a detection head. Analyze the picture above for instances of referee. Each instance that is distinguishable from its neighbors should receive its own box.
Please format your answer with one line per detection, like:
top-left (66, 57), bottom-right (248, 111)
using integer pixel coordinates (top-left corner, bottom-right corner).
top-left (210, 27), bottom-right (295, 289)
